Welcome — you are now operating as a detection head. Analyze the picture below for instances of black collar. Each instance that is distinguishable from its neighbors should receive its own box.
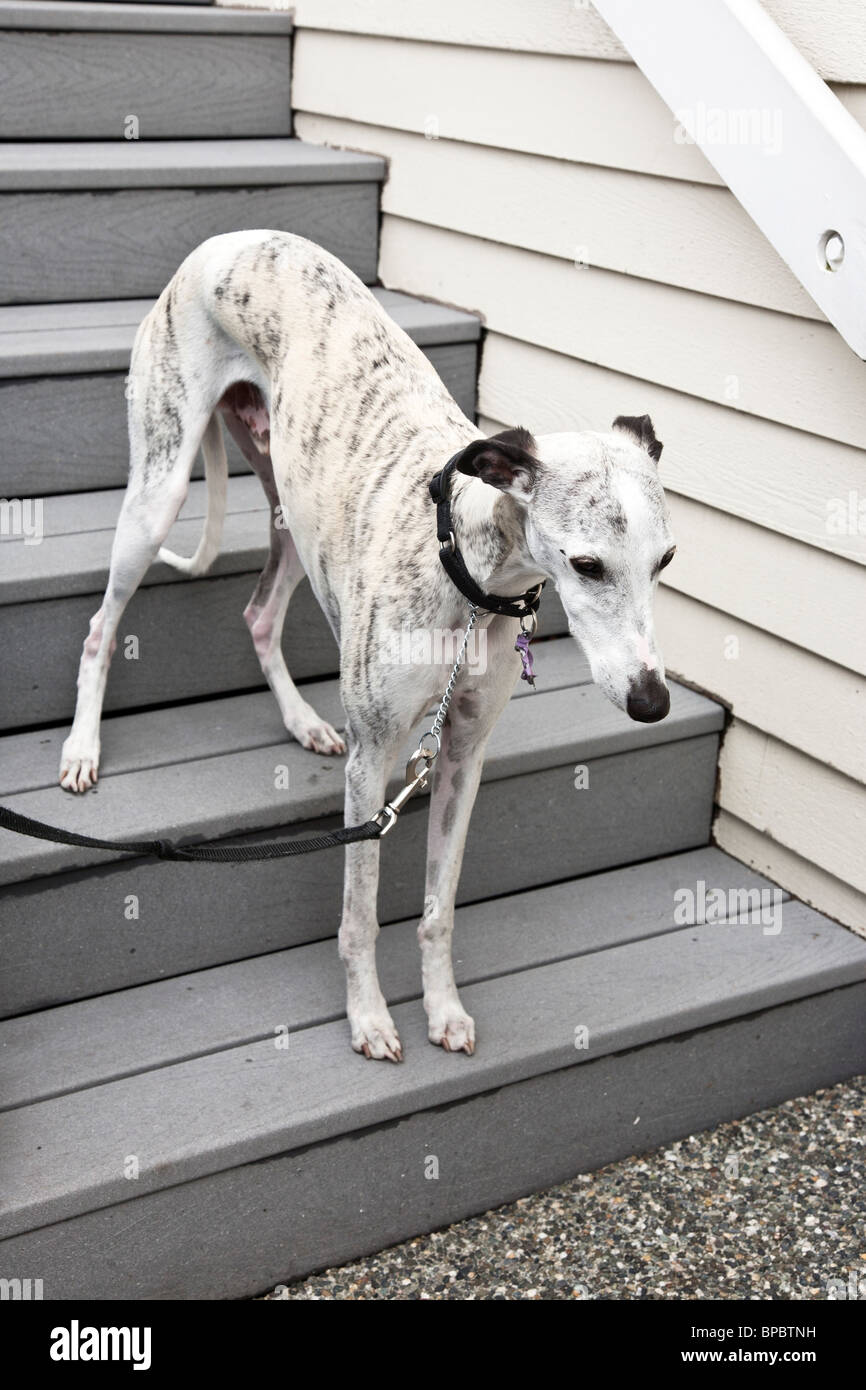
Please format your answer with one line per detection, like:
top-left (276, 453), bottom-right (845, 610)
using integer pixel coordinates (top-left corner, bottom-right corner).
top-left (428, 452), bottom-right (545, 619)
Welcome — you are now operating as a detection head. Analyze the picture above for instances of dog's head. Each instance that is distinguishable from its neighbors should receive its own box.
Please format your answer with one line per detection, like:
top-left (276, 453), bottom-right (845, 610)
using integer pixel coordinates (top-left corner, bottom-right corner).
top-left (457, 419), bottom-right (675, 722)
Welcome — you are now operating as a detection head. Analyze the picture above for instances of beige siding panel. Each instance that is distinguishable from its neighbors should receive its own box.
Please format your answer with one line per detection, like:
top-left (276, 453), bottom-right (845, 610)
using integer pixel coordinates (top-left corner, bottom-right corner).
top-left (286, 0), bottom-right (866, 82)
top-left (292, 0), bottom-right (630, 60)
top-left (718, 722), bottom-right (866, 895)
top-left (476, 335), bottom-right (866, 565)
top-left (293, 31), bottom-right (722, 184)
top-left (654, 588), bottom-right (864, 783)
top-left (294, 32), bottom-right (866, 178)
top-left (715, 810), bottom-right (866, 937)
top-left (662, 497), bottom-right (866, 676)
top-left (295, 114), bottom-right (822, 320)
top-left (759, 1), bottom-right (866, 83)
top-left (381, 218), bottom-right (866, 449)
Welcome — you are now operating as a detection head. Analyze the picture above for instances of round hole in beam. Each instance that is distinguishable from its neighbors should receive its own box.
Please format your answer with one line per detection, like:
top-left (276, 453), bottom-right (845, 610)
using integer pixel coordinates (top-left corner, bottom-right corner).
top-left (818, 229), bottom-right (845, 272)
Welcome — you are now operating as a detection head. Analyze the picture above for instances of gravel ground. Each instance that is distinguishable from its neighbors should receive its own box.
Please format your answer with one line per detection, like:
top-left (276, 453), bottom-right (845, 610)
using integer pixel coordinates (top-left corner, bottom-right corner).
top-left (261, 1075), bottom-right (865, 1300)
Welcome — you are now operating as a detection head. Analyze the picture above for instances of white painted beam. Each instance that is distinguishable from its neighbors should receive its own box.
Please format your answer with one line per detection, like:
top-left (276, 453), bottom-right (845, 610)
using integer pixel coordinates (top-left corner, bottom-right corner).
top-left (592, 0), bottom-right (866, 359)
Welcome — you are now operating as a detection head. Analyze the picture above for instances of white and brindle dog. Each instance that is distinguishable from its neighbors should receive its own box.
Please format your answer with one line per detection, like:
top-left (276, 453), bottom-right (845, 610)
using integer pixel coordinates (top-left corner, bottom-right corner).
top-left (60, 230), bottom-right (676, 1062)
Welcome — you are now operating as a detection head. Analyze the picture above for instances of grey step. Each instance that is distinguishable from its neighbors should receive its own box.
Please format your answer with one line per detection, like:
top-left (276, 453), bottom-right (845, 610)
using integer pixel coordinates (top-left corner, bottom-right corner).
top-left (0, 5), bottom-right (274, 32)
top-left (0, 555), bottom-right (554, 726)
top-left (0, 291), bottom-right (480, 492)
top-left (0, 289), bottom-right (478, 375)
top-left (0, 184), bottom-right (379, 304)
top-left (1, 400), bottom-right (471, 724)
top-left (0, 6), bottom-right (292, 140)
top-left (6, 985), bottom-right (864, 1301)
top-left (0, 569), bottom-right (339, 729)
top-left (0, 649), bottom-right (724, 1008)
top-left (0, 138), bottom-right (385, 192)
top-left (1, 872), bottom-right (863, 1295)
top-left (0, 848), bottom-right (788, 1111)
top-left (0, 156), bottom-right (386, 304)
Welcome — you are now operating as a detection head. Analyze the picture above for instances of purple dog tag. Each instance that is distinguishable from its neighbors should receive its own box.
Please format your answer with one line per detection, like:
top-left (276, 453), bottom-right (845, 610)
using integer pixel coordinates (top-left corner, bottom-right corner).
top-left (515, 631), bottom-right (537, 687)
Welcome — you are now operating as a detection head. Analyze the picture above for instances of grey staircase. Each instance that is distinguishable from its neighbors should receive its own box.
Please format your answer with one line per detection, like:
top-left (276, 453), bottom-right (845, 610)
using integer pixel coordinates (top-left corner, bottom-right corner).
top-left (0, 291), bottom-right (480, 496)
top-left (1, 0), bottom-right (864, 1301)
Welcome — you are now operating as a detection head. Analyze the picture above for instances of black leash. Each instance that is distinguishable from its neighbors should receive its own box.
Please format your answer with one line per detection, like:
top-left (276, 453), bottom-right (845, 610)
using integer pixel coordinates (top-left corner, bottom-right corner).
top-left (0, 444), bottom-right (545, 862)
top-left (0, 803), bottom-right (384, 861)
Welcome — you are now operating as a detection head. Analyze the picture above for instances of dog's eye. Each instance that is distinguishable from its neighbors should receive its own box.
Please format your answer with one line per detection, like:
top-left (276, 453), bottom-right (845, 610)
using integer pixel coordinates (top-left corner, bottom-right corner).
top-left (570, 555), bottom-right (604, 579)
top-left (657, 546), bottom-right (676, 572)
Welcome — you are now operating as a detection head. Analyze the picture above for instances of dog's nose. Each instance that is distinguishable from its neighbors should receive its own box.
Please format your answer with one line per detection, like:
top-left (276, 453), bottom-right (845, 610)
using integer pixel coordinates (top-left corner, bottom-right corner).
top-left (626, 672), bottom-right (670, 723)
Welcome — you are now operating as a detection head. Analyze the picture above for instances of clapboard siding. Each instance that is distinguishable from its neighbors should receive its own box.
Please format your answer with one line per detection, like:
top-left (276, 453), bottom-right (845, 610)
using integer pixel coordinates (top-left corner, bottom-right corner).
top-left (295, 114), bottom-right (822, 321)
top-left (715, 812), bottom-right (866, 935)
top-left (284, 0), bottom-right (866, 83)
top-left (227, 1), bottom-right (866, 932)
top-left (656, 497), bottom-right (864, 677)
top-left (475, 334), bottom-right (866, 566)
top-left (292, 31), bottom-right (866, 183)
top-left (655, 587), bottom-right (864, 785)
top-left (294, 33), bottom-right (721, 184)
top-left (719, 723), bottom-right (866, 897)
top-left (380, 219), bottom-right (866, 449)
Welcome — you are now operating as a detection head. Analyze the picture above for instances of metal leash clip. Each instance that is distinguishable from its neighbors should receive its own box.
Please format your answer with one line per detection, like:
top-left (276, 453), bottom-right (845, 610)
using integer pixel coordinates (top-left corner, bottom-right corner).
top-left (373, 743), bottom-right (437, 837)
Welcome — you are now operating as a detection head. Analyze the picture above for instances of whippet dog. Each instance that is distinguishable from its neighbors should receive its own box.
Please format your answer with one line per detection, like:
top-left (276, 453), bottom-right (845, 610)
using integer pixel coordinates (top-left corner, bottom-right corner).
top-left (60, 230), bottom-right (676, 1061)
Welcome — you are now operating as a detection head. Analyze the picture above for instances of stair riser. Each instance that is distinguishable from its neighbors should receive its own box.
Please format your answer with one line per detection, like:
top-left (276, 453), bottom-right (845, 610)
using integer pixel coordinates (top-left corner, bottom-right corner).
top-left (3, 981), bottom-right (861, 1299)
top-left (0, 185), bottom-right (380, 304)
top-left (1, 549), bottom-right (514, 729)
top-left (0, 344), bottom-right (479, 495)
top-left (0, 32), bottom-right (291, 139)
top-left (0, 733), bottom-right (719, 1015)
top-left (1, 579), bottom-right (336, 730)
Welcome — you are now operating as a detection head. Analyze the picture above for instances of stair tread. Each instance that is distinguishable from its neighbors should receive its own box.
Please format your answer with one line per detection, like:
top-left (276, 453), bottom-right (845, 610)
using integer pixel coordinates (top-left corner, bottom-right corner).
top-left (1, 634), bottom-right (592, 796)
top-left (1, 884), bottom-right (861, 1241)
top-left (0, 285), bottom-right (478, 380)
top-left (0, 847), bottom-right (788, 1110)
top-left (0, 2), bottom-right (292, 34)
top-left (0, 657), bottom-right (723, 885)
top-left (0, 137), bottom-right (384, 194)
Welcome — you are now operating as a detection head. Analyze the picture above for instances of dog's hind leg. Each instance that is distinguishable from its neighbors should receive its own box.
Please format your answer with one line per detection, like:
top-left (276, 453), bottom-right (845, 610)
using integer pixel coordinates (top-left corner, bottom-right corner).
top-left (221, 405), bottom-right (345, 755)
top-left (59, 385), bottom-right (219, 792)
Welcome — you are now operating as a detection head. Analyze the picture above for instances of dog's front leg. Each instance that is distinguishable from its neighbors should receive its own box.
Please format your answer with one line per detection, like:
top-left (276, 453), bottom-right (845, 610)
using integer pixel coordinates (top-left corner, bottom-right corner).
top-left (339, 731), bottom-right (405, 1062)
top-left (419, 619), bottom-right (520, 1054)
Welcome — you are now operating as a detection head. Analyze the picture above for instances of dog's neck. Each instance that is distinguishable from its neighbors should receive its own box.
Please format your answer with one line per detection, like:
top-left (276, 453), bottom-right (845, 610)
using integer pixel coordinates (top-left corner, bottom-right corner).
top-left (450, 474), bottom-right (547, 597)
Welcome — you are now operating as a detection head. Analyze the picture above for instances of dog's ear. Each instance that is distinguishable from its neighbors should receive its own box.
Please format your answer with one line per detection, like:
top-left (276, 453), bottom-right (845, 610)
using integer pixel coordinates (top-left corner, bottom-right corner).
top-left (612, 414), bottom-right (663, 463)
top-left (456, 428), bottom-right (539, 499)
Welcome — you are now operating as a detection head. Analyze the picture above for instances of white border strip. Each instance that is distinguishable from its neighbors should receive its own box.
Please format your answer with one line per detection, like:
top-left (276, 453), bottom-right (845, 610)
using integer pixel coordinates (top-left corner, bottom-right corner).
top-left (593, 0), bottom-right (866, 358)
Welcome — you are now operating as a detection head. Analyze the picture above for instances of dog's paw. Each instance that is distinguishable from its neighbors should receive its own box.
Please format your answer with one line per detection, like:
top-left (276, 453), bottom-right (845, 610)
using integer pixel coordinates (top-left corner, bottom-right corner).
top-left (427, 1008), bottom-right (476, 1056)
top-left (302, 720), bottom-right (347, 756)
top-left (289, 708), bottom-right (347, 756)
top-left (59, 743), bottom-right (100, 793)
top-left (350, 1011), bottom-right (403, 1063)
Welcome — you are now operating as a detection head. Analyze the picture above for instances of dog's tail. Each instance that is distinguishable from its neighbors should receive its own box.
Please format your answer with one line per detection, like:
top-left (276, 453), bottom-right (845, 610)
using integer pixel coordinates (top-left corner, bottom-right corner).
top-left (157, 414), bottom-right (227, 576)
